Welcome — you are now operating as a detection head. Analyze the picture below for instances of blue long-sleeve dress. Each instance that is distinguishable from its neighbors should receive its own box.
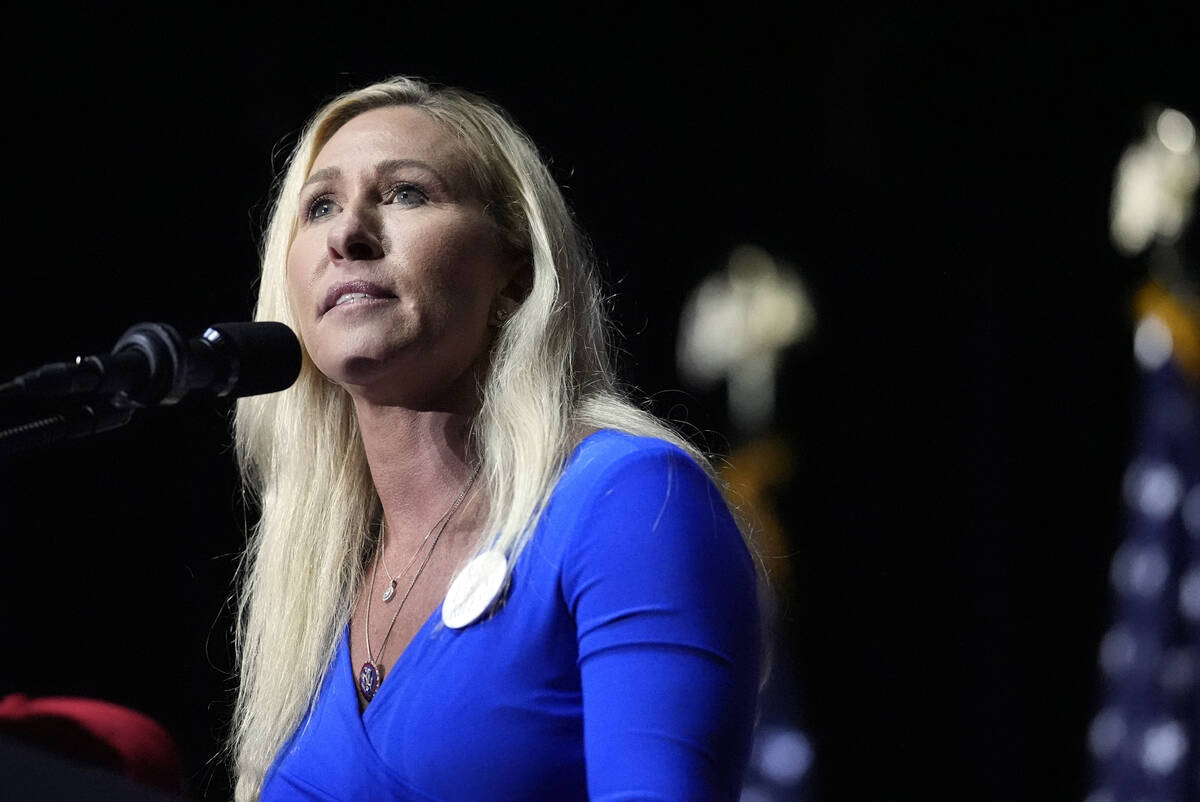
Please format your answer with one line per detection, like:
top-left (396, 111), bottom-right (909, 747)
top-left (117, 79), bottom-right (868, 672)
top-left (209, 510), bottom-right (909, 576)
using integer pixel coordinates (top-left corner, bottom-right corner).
top-left (261, 429), bottom-right (762, 801)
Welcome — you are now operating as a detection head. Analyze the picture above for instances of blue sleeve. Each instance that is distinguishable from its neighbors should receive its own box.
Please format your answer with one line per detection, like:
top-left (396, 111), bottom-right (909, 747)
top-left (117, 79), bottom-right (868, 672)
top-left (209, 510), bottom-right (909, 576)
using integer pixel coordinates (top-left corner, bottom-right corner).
top-left (561, 444), bottom-right (762, 801)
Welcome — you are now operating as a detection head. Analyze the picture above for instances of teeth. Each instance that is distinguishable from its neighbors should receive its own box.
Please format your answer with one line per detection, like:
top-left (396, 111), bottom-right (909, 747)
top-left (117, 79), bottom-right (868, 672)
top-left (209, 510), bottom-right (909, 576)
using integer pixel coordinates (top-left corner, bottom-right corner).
top-left (335, 292), bottom-right (374, 306)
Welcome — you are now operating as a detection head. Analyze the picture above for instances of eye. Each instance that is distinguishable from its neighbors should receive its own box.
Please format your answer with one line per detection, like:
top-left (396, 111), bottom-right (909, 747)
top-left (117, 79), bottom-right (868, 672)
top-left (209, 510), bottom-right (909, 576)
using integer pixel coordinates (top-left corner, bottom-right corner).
top-left (306, 193), bottom-right (340, 222)
top-left (386, 183), bottom-right (428, 207)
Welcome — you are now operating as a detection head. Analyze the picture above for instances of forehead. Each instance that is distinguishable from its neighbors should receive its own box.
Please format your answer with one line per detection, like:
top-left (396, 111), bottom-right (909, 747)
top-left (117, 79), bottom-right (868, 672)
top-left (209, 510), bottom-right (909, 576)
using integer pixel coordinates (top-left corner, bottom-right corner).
top-left (310, 105), bottom-right (469, 179)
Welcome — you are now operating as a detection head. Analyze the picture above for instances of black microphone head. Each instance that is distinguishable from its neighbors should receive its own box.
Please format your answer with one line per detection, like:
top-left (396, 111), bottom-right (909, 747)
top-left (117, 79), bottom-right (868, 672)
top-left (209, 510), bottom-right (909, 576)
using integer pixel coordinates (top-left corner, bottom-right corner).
top-left (199, 322), bottom-right (300, 398)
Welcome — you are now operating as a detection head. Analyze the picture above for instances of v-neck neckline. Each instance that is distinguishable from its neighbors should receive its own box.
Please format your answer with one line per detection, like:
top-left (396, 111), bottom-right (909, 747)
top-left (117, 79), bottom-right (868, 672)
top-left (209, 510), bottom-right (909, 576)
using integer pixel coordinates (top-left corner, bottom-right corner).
top-left (346, 430), bottom-right (613, 722)
top-left (345, 601), bottom-right (446, 723)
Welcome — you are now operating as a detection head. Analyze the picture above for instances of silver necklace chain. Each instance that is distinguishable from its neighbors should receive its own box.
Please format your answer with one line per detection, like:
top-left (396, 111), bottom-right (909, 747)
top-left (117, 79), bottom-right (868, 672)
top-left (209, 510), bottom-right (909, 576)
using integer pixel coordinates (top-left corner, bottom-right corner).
top-left (360, 464), bottom-right (480, 701)
top-left (379, 502), bottom-right (452, 603)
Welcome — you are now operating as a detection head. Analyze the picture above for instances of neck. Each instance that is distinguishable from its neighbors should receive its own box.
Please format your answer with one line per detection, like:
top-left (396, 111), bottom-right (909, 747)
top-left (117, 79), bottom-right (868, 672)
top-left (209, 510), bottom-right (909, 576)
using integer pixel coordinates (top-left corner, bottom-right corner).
top-left (352, 398), bottom-right (482, 549)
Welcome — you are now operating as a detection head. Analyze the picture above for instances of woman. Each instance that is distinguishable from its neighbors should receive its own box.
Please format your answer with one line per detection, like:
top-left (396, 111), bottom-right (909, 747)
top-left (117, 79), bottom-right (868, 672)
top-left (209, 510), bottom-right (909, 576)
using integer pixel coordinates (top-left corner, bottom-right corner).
top-left (232, 75), bottom-right (762, 801)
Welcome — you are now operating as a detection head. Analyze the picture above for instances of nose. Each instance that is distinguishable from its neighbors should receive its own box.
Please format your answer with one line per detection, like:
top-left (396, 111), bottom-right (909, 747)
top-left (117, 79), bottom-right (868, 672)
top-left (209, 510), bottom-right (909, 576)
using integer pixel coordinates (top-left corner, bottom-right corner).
top-left (327, 203), bottom-right (384, 262)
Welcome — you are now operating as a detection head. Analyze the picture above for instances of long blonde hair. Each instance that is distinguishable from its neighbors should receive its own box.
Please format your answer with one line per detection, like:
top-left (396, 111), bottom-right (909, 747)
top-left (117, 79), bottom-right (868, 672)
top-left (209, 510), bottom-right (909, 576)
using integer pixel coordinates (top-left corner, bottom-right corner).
top-left (231, 75), bottom-right (745, 800)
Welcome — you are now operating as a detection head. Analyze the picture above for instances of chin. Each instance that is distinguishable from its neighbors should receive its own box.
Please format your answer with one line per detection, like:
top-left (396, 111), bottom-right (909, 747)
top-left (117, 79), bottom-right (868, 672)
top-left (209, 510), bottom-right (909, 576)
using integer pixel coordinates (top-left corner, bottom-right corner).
top-left (336, 354), bottom-right (394, 387)
top-left (340, 354), bottom-right (486, 413)
top-left (311, 328), bottom-right (410, 383)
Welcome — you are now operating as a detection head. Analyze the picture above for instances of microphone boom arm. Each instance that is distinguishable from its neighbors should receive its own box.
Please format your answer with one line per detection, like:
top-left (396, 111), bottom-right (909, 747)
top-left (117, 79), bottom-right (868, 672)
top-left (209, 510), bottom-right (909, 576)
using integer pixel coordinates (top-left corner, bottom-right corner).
top-left (0, 320), bottom-right (300, 456)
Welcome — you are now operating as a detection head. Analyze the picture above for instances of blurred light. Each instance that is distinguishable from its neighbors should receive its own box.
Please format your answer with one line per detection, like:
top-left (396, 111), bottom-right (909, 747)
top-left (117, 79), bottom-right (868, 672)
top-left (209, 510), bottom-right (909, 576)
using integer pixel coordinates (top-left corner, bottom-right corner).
top-left (1111, 542), bottom-right (1170, 598)
top-left (1140, 719), bottom-right (1188, 775)
top-left (1160, 648), bottom-right (1196, 694)
top-left (1089, 708), bottom-right (1127, 757)
top-left (756, 727), bottom-right (813, 785)
top-left (1182, 485), bottom-right (1200, 538)
top-left (1110, 107), bottom-right (1200, 255)
top-left (1083, 789), bottom-right (1116, 802)
top-left (739, 787), bottom-right (772, 802)
top-left (1133, 314), bottom-right (1174, 371)
top-left (1123, 459), bottom-right (1183, 520)
top-left (1179, 567), bottom-right (1200, 621)
top-left (1099, 626), bottom-right (1138, 676)
top-left (1156, 108), bottom-right (1196, 155)
top-left (677, 244), bottom-right (815, 434)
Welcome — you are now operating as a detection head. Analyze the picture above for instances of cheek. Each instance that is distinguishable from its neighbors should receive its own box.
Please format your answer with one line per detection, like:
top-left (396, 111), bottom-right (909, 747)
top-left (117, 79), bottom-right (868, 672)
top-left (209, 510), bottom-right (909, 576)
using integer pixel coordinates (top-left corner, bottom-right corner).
top-left (409, 228), bottom-right (502, 316)
top-left (284, 241), bottom-right (321, 344)
top-left (452, 221), bottom-right (509, 294)
top-left (285, 234), bottom-right (318, 296)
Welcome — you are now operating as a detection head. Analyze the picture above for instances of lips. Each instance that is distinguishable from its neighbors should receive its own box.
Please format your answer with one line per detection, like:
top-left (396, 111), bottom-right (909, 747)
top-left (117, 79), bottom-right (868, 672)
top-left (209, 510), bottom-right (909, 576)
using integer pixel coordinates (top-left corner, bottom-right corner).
top-left (321, 280), bottom-right (397, 315)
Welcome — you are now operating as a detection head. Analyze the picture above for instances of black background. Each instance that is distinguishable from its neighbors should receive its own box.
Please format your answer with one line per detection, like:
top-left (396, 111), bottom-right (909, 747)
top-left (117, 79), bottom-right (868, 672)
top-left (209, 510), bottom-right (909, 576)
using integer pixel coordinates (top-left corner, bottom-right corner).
top-left (0, 6), bottom-right (1196, 800)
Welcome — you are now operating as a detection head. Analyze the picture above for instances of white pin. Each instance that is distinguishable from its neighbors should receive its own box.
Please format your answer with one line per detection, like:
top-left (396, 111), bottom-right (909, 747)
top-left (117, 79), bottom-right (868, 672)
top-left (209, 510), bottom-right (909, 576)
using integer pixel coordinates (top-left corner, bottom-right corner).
top-left (442, 550), bottom-right (508, 629)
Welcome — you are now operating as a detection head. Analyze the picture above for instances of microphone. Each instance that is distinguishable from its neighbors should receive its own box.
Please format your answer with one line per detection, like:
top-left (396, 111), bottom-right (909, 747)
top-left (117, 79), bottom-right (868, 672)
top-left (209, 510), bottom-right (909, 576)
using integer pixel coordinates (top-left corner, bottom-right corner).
top-left (1, 321), bottom-right (301, 407)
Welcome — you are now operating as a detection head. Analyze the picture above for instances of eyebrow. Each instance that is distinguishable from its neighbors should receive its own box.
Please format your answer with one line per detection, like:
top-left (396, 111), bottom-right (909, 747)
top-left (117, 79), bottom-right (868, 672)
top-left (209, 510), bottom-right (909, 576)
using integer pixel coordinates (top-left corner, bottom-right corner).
top-left (300, 159), bottom-right (450, 192)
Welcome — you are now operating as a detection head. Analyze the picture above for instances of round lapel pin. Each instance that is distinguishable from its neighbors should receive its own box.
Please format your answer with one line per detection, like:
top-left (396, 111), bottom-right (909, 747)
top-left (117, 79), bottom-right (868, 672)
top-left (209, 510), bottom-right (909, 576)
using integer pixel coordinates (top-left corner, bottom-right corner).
top-left (443, 550), bottom-right (508, 629)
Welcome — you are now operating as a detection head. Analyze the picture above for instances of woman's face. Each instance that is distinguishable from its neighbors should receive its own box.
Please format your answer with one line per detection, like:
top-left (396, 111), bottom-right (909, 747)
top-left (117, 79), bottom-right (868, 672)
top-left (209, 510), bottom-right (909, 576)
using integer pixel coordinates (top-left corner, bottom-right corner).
top-left (287, 105), bottom-right (518, 409)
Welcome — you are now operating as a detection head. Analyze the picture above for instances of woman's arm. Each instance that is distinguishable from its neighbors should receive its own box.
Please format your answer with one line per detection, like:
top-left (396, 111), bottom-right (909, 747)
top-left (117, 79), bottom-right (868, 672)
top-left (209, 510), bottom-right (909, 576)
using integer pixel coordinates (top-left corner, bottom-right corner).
top-left (563, 443), bottom-right (762, 801)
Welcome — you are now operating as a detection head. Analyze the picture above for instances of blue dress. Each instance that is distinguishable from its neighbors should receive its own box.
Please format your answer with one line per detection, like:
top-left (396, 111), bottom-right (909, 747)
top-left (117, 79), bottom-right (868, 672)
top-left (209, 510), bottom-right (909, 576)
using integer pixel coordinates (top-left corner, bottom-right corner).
top-left (261, 430), bottom-right (762, 801)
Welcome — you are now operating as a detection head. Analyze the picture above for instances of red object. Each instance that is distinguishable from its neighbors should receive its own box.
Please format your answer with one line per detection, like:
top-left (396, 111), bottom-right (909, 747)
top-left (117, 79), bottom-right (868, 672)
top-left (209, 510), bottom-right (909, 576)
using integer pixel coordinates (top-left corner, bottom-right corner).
top-left (0, 693), bottom-right (183, 792)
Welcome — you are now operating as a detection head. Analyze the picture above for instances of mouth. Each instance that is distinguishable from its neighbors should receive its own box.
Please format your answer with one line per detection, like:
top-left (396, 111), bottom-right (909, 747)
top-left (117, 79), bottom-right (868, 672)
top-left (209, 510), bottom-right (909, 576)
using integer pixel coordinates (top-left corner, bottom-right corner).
top-left (321, 280), bottom-right (397, 316)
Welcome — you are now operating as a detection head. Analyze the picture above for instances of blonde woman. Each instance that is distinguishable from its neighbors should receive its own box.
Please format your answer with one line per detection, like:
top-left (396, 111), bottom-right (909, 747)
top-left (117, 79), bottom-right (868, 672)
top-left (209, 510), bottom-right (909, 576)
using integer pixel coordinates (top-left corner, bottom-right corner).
top-left (233, 75), bottom-right (762, 801)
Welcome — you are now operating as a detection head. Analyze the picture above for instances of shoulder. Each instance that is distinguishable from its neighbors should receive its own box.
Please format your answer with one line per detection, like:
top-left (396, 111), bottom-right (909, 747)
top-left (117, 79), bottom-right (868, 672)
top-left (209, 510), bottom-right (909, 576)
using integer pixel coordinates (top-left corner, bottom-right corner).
top-left (544, 429), bottom-right (754, 598)
top-left (547, 431), bottom-right (761, 682)
top-left (552, 429), bottom-right (717, 511)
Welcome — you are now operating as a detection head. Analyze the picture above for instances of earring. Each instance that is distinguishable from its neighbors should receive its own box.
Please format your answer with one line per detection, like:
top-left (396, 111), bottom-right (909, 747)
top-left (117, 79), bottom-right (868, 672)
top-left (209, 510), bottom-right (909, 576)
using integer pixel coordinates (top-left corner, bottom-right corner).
top-left (492, 307), bottom-right (511, 325)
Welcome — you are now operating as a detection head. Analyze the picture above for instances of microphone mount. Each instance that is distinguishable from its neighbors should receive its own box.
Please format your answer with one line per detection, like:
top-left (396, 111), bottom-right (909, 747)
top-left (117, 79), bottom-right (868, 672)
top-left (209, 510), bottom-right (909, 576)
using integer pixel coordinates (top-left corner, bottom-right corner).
top-left (0, 321), bottom-right (300, 455)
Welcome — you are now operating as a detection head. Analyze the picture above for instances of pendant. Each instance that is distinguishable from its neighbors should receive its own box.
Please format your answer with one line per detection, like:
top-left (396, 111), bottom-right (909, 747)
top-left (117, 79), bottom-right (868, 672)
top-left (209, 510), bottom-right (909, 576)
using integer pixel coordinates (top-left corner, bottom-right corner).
top-left (358, 661), bottom-right (382, 700)
top-left (382, 579), bottom-right (397, 603)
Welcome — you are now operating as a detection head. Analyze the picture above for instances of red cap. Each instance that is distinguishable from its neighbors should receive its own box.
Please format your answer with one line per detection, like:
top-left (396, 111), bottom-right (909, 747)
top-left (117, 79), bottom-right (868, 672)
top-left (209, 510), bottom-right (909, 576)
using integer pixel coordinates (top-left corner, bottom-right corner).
top-left (0, 693), bottom-right (183, 792)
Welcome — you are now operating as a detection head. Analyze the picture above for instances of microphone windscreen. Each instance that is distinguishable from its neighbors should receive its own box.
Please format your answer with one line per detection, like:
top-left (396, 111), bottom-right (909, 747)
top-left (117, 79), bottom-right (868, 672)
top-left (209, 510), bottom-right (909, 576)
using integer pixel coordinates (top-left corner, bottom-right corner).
top-left (202, 322), bottom-right (301, 398)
